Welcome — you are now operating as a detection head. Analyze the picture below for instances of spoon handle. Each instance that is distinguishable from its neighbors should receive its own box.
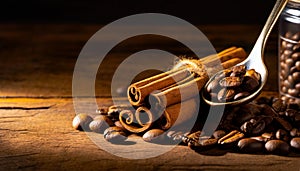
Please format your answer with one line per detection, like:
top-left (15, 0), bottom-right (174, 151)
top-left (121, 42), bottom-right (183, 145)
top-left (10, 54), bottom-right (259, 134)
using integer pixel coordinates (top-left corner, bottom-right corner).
top-left (249, 0), bottom-right (288, 58)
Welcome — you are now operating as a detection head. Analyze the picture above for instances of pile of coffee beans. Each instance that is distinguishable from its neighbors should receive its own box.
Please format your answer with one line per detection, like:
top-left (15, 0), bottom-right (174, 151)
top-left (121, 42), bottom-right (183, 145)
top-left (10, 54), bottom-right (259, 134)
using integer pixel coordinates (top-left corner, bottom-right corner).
top-left (204, 64), bottom-right (261, 102)
top-left (279, 31), bottom-right (300, 105)
top-left (170, 97), bottom-right (300, 155)
top-left (72, 96), bottom-right (300, 156)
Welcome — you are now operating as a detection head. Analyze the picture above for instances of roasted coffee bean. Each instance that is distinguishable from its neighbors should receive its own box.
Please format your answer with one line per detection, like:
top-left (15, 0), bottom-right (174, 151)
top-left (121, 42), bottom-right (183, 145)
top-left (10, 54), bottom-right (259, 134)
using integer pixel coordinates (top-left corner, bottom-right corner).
top-left (261, 132), bottom-right (275, 141)
top-left (279, 33), bottom-right (300, 101)
top-left (96, 106), bottom-right (109, 115)
top-left (213, 130), bottom-right (226, 140)
top-left (197, 138), bottom-right (218, 149)
top-left (290, 137), bottom-right (300, 151)
top-left (274, 117), bottom-right (293, 131)
top-left (206, 79), bottom-right (220, 93)
top-left (219, 76), bottom-right (243, 87)
top-left (218, 130), bottom-right (244, 145)
top-left (142, 129), bottom-right (165, 143)
top-left (272, 99), bottom-right (287, 113)
top-left (260, 104), bottom-right (278, 117)
top-left (242, 76), bottom-right (260, 92)
top-left (290, 128), bottom-right (300, 137)
top-left (233, 91), bottom-right (250, 101)
top-left (250, 136), bottom-right (267, 142)
top-left (245, 69), bottom-right (261, 81)
top-left (204, 64), bottom-right (261, 102)
top-left (231, 65), bottom-right (246, 74)
top-left (285, 108), bottom-right (298, 118)
top-left (72, 113), bottom-right (93, 131)
top-left (166, 131), bottom-right (189, 142)
top-left (275, 129), bottom-right (290, 142)
top-left (265, 140), bottom-right (290, 155)
top-left (217, 88), bottom-right (235, 101)
top-left (103, 126), bottom-right (127, 143)
top-left (240, 116), bottom-right (271, 136)
top-left (89, 115), bottom-right (113, 133)
top-left (255, 96), bottom-right (273, 105)
top-left (238, 138), bottom-right (264, 153)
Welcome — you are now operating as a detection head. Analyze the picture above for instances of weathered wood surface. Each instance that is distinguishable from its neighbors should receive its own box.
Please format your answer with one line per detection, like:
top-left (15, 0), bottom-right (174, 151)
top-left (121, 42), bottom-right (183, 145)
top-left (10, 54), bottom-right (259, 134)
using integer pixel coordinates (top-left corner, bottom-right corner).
top-left (0, 24), bottom-right (297, 171)
top-left (0, 96), bottom-right (300, 171)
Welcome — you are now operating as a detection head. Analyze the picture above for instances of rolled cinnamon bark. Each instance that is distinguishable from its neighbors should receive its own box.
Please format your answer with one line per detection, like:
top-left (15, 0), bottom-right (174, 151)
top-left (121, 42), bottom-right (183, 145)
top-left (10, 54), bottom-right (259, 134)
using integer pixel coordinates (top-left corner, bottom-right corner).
top-left (127, 68), bottom-right (191, 106)
top-left (161, 97), bottom-right (198, 130)
top-left (119, 107), bottom-right (154, 133)
top-left (148, 74), bottom-right (208, 109)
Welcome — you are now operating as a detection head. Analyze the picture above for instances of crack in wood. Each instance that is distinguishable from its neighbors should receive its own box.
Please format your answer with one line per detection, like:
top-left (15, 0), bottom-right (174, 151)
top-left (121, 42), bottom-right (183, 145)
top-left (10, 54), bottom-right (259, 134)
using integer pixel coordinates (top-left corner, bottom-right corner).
top-left (0, 106), bottom-right (53, 110)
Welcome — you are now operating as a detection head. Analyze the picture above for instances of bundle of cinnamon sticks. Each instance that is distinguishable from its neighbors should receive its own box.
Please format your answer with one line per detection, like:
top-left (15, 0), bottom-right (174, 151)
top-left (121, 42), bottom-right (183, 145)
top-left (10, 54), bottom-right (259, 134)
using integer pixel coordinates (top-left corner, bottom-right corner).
top-left (119, 47), bottom-right (247, 133)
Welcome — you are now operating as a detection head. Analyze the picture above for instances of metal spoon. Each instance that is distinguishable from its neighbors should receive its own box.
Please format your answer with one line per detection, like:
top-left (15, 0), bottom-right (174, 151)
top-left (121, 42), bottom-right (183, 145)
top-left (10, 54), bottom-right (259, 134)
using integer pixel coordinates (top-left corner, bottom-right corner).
top-left (201, 0), bottom-right (288, 106)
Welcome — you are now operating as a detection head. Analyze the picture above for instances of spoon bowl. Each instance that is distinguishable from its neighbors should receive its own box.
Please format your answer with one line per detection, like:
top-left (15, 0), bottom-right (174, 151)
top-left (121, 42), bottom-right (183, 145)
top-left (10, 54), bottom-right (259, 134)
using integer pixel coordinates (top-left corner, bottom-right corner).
top-left (201, 0), bottom-right (288, 106)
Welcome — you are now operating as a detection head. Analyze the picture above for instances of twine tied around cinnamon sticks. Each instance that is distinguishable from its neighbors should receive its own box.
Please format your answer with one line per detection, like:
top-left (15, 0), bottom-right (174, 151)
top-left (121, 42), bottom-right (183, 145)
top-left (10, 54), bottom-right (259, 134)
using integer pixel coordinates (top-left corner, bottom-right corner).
top-left (119, 47), bottom-right (247, 133)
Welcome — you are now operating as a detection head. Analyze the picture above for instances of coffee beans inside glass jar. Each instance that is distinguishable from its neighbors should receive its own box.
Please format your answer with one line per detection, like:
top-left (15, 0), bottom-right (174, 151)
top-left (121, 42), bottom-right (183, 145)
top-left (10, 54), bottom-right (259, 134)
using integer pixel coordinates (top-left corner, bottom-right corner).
top-left (279, 31), bottom-right (300, 105)
top-left (278, 0), bottom-right (300, 107)
top-left (204, 64), bottom-right (261, 102)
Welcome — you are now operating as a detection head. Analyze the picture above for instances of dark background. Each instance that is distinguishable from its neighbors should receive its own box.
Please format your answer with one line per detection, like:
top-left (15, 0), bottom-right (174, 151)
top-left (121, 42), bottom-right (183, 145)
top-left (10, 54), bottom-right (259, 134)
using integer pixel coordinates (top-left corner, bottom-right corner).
top-left (1, 0), bottom-right (275, 25)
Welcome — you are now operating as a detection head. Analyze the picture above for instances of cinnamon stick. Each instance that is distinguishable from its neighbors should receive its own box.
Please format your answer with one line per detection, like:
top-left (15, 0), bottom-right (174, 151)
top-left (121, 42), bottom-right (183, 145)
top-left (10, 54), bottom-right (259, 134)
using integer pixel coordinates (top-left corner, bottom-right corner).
top-left (119, 107), bottom-right (154, 133)
top-left (128, 68), bottom-right (192, 106)
top-left (127, 46), bottom-right (247, 107)
top-left (148, 74), bottom-right (208, 108)
top-left (161, 97), bottom-right (198, 130)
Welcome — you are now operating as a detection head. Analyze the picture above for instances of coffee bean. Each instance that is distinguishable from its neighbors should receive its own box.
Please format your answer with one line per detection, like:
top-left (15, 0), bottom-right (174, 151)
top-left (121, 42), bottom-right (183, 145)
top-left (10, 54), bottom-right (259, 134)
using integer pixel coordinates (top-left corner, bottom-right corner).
top-left (293, 44), bottom-right (300, 52)
top-left (292, 32), bottom-right (300, 41)
top-left (218, 130), bottom-right (244, 145)
top-left (213, 130), bottom-right (226, 139)
top-left (274, 117), bottom-right (293, 131)
top-left (206, 79), bottom-right (220, 93)
top-left (290, 128), bottom-right (300, 137)
top-left (231, 65), bottom-right (246, 74)
top-left (72, 113), bottom-right (93, 131)
top-left (198, 138), bottom-right (218, 148)
top-left (142, 129), bottom-right (165, 143)
top-left (245, 69), bottom-right (261, 81)
top-left (279, 32), bottom-right (300, 102)
top-left (242, 76), bottom-right (260, 92)
top-left (290, 137), bottom-right (300, 151)
top-left (250, 136), bottom-right (266, 142)
top-left (261, 132), bottom-right (275, 142)
top-left (204, 64), bottom-right (261, 102)
top-left (104, 126), bottom-right (127, 143)
top-left (272, 99), bottom-right (287, 112)
top-left (89, 115), bottom-right (113, 133)
top-left (275, 129), bottom-right (290, 142)
top-left (238, 138), bottom-right (264, 153)
top-left (265, 140), bottom-right (290, 155)
top-left (217, 88), bottom-right (235, 102)
top-left (219, 76), bottom-right (243, 87)
top-left (285, 31), bottom-right (293, 39)
top-left (96, 106), bottom-right (109, 115)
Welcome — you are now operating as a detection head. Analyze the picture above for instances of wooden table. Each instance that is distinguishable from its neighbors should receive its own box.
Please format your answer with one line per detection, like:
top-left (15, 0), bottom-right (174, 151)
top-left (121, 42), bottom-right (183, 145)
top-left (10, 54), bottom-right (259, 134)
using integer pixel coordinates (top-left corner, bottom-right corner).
top-left (0, 23), bottom-right (299, 171)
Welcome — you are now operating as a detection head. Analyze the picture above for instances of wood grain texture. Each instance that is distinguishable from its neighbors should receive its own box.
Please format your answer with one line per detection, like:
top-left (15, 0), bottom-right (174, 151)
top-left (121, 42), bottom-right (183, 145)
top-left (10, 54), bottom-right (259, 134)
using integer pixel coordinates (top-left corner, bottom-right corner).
top-left (0, 96), bottom-right (299, 171)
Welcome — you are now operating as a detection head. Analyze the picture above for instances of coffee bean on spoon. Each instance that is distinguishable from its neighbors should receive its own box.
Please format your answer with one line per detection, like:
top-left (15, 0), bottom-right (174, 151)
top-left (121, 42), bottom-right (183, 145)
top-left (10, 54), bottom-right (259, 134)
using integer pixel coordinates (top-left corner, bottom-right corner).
top-left (217, 88), bottom-right (235, 102)
top-left (219, 76), bottom-right (243, 87)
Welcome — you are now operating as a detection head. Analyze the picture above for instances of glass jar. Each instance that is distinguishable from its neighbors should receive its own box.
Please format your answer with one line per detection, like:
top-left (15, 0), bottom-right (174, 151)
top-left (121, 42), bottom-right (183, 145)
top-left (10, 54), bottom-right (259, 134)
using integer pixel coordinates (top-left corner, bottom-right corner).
top-left (278, 0), bottom-right (300, 107)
